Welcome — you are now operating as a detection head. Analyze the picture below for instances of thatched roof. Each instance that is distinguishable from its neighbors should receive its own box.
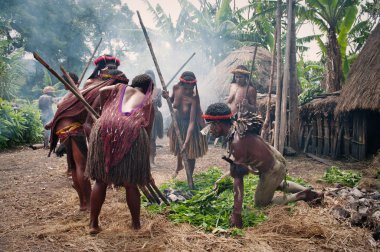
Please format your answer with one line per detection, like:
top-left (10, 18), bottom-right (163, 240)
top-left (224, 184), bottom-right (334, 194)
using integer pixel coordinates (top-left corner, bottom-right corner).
top-left (300, 95), bottom-right (339, 121)
top-left (199, 46), bottom-right (275, 108)
top-left (336, 23), bottom-right (380, 113)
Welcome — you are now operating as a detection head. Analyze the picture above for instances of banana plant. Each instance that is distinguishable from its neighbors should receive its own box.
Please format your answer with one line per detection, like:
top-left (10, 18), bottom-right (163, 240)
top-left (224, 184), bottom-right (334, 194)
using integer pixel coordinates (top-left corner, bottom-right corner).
top-left (304, 0), bottom-right (360, 92)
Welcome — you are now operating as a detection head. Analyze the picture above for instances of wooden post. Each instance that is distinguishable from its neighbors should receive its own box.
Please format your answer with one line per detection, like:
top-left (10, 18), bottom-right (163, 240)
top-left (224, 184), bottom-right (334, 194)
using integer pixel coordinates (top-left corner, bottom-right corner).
top-left (343, 115), bottom-right (351, 157)
top-left (323, 116), bottom-right (330, 156)
top-left (316, 115), bottom-right (323, 155)
top-left (358, 112), bottom-right (367, 160)
top-left (298, 121), bottom-right (305, 149)
top-left (303, 127), bottom-right (313, 153)
top-left (137, 11), bottom-right (194, 188)
top-left (311, 119), bottom-right (317, 154)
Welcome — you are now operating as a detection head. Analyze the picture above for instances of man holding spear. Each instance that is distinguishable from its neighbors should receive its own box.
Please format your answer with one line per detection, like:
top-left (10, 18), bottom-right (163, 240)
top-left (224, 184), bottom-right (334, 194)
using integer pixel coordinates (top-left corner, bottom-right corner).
top-left (43, 54), bottom-right (125, 211)
top-left (164, 71), bottom-right (208, 178)
top-left (227, 65), bottom-right (257, 115)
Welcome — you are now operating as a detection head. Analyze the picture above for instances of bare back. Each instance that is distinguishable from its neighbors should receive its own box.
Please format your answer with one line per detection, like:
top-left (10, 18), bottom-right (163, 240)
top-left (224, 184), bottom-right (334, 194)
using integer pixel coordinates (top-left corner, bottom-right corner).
top-left (230, 133), bottom-right (275, 174)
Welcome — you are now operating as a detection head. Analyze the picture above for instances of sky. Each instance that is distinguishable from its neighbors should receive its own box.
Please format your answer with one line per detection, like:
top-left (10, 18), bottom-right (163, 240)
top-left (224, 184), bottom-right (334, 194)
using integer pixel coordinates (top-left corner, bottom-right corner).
top-left (124, 0), bottom-right (322, 61)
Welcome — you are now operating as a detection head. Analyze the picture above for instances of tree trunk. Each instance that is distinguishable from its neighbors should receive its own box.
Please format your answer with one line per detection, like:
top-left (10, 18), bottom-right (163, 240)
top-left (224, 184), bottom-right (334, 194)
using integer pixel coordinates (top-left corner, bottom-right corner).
top-left (325, 28), bottom-right (343, 92)
top-left (279, 0), bottom-right (294, 154)
top-left (273, 0), bottom-right (282, 150)
top-left (287, 0), bottom-right (299, 151)
top-left (261, 31), bottom-right (277, 140)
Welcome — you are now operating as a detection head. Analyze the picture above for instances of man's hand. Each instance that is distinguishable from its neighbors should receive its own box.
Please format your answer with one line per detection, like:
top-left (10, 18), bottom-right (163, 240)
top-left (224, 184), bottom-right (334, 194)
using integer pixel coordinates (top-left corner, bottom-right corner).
top-left (181, 141), bottom-right (189, 153)
top-left (162, 90), bottom-right (169, 99)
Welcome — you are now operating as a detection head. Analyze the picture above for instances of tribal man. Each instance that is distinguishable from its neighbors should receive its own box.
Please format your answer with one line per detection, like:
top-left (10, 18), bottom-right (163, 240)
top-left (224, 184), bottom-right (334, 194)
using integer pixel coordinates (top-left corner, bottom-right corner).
top-left (163, 71), bottom-right (208, 178)
top-left (45, 55), bottom-right (125, 211)
top-left (227, 65), bottom-right (257, 115)
top-left (38, 86), bottom-right (57, 148)
top-left (145, 69), bottom-right (163, 167)
top-left (86, 74), bottom-right (154, 234)
top-left (204, 103), bottom-right (323, 228)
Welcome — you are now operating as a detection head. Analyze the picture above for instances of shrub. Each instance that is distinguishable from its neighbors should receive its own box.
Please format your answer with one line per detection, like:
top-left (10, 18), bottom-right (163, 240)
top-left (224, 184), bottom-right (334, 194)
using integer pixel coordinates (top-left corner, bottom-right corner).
top-left (0, 98), bottom-right (43, 149)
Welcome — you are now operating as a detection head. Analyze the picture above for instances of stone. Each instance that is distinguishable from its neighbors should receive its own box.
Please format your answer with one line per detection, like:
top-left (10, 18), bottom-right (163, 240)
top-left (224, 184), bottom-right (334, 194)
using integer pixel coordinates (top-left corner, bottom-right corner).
top-left (351, 188), bottom-right (364, 198)
top-left (358, 206), bottom-right (369, 215)
top-left (332, 206), bottom-right (350, 220)
top-left (372, 211), bottom-right (380, 221)
top-left (373, 227), bottom-right (380, 241)
top-left (351, 212), bottom-right (366, 227)
top-left (168, 194), bottom-right (178, 202)
top-left (371, 191), bottom-right (380, 200)
top-left (358, 198), bottom-right (369, 206)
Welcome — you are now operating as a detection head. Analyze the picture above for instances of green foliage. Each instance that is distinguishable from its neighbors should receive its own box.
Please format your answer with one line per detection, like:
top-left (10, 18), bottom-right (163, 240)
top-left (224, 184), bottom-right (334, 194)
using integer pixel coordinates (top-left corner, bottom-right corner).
top-left (320, 166), bottom-right (362, 187)
top-left (298, 84), bottom-right (323, 105)
top-left (376, 167), bottom-right (380, 180)
top-left (146, 167), bottom-right (307, 234)
top-left (0, 98), bottom-right (43, 149)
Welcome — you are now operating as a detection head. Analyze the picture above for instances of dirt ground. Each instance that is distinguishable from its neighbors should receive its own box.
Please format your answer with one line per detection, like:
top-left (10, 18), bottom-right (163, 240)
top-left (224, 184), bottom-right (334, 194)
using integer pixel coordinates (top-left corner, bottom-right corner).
top-left (0, 137), bottom-right (377, 251)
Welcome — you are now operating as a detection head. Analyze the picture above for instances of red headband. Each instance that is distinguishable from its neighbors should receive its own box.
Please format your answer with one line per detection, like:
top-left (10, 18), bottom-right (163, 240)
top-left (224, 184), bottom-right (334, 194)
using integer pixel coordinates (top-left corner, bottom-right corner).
top-left (94, 55), bottom-right (120, 66)
top-left (202, 113), bottom-right (233, 120)
top-left (180, 77), bottom-right (197, 85)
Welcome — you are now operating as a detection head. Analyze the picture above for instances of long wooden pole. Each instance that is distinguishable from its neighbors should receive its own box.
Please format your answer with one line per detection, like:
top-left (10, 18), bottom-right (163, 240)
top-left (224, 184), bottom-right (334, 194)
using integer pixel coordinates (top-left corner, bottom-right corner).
top-left (274, 0), bottom-right (282, 150)
top-left (60, 65), bottom-right (98, 121)
top-left (137, 11), bottom-right (194, 189)
top-left (261, 29), bottom-right (277, 140)
top-left (165, 52), bottom-right (196, 89)
top-left (33, 52), bottom-right (100, 119)
top-left (78, 38), bottom-right (102, 86)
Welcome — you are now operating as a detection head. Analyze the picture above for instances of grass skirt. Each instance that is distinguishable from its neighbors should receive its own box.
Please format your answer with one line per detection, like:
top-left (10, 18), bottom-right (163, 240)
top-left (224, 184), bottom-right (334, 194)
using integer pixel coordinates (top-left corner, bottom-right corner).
top-left (167, 117), bottom-right (208, 159)
top-left (86, 121), bottom-right (151, 186)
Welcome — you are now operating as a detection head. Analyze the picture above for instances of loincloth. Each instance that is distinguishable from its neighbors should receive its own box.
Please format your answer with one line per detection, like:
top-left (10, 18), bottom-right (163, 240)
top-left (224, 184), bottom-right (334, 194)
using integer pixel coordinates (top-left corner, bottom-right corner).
top-left (151, 109), bottom-right (163, 140)
top-left (167, 117), bottom-right (208, 159)
top-left (56, 123), bottom-right (87, 170)
top-left (86, 121), bottom-right (151, 186)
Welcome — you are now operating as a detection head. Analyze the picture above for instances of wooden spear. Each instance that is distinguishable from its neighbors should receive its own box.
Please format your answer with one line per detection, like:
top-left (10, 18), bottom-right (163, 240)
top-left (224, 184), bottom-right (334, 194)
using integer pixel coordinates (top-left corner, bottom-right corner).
top-left (137, 11), bottom-right (194, 189)
top-left (60, 65), bottom-right (98, 121)
top-left (165, 52), bottom-right (196, 89)
top-left (78, 38), bottom-right (102, 86)
top-left (33, 52), bottom-right (100, 119)
top-left (35, 53), bottom-right (168, 204)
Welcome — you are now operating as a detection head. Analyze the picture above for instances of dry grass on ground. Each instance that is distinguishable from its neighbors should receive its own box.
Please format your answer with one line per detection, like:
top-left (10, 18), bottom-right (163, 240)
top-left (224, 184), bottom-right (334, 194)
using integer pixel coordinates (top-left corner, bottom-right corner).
top-left (0, 138), bottom-right (377, 251)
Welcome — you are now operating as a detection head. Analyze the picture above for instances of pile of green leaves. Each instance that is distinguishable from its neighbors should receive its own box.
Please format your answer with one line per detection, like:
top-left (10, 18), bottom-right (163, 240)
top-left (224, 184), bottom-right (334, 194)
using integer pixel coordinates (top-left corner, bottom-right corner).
top-left (0, 98), bottom-right (43, 149)
top-left (146, 167), bottom-right (307, 233)
top-left (320, 166), bottom-right (362, 187)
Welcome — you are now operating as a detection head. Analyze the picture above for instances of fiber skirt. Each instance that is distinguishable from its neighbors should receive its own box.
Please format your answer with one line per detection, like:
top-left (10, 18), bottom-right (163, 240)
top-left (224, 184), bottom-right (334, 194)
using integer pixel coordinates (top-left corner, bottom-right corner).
top-left (86, 121), bottom-right (151, 186)
top-left (167, 117), bottom-right (208, 159)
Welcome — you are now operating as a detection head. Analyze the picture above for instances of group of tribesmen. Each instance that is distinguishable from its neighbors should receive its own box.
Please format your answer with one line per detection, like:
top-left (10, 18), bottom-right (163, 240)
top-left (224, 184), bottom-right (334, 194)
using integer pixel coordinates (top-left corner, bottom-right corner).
top-left (38, 54), bottom-right (323, 234)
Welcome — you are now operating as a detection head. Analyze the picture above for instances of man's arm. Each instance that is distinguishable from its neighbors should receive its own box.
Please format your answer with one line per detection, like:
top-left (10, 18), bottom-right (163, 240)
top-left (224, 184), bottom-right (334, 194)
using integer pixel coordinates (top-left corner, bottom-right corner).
top-left (226, 85), bottom-right (236, 104)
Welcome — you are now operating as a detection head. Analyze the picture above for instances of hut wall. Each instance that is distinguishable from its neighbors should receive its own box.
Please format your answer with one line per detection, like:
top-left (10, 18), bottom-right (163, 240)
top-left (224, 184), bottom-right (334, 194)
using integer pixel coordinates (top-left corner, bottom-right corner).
top-left (367, 111), bottom-right (380, 156)
top-left (351, 112), bottom-right (367, 160)
top-left (323, 117), bottom-right (330, 155)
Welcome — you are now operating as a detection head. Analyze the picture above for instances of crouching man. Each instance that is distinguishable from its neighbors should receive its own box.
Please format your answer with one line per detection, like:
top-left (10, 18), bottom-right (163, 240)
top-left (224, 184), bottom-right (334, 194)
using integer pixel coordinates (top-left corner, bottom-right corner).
top-left (203, 103), bottom-right (323, 228)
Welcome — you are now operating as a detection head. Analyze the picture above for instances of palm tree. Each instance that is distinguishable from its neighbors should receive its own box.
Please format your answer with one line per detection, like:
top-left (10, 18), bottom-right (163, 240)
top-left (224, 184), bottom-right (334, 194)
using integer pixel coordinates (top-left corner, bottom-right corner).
top-left (304, 0), bottom-right (359, 92)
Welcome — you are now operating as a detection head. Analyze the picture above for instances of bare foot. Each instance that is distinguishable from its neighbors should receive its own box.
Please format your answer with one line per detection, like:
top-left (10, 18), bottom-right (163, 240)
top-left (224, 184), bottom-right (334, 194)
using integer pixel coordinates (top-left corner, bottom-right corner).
top-left (171, 171), bottom-right (179, 179)
top-left (297, 188), bottom-right (324, 204)
top-left (132, 221), bottom-right (141, 230)
top-left (89, 226), bottom-right (102, 235)
top-left (230, 213), bottom-right (243, 229)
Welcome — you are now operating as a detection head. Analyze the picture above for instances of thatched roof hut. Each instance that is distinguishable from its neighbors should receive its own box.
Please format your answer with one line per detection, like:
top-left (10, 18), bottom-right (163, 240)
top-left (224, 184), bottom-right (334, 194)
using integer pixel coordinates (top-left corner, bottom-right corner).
top-left (300, 94), bottom-right (339, 121)
top-left (336, 23), bottom-right (380, 113)
top-left (199, 46), bottom-right (275, 108)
